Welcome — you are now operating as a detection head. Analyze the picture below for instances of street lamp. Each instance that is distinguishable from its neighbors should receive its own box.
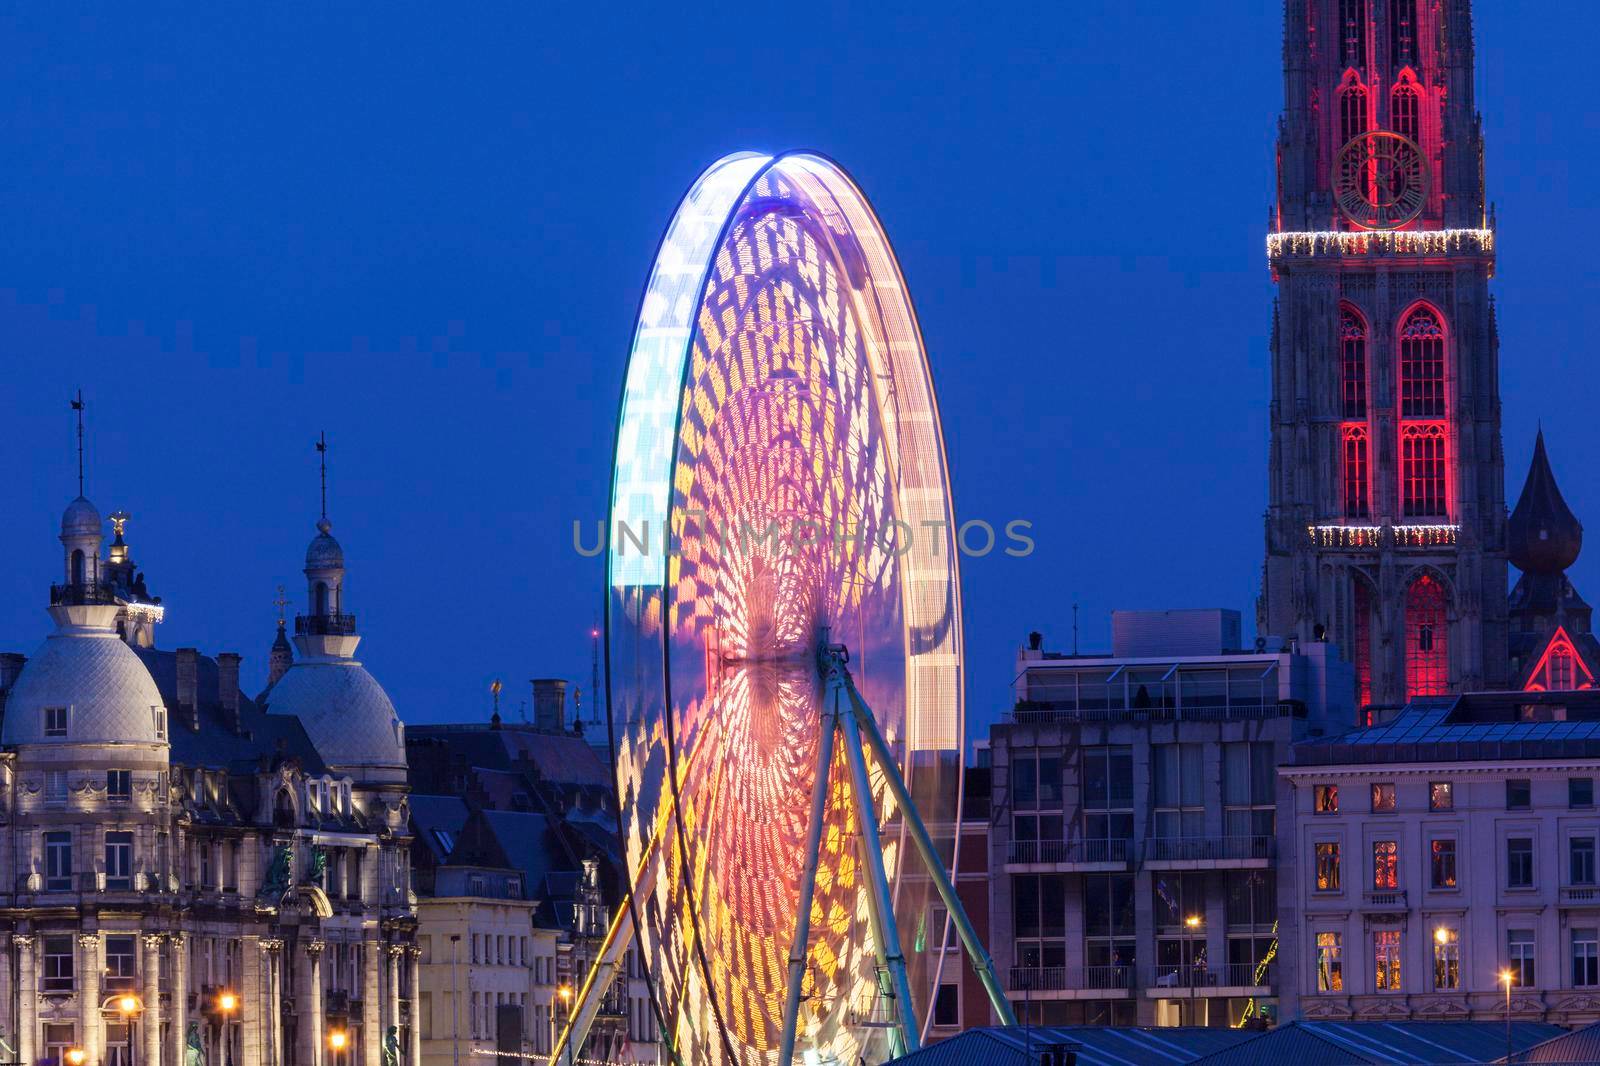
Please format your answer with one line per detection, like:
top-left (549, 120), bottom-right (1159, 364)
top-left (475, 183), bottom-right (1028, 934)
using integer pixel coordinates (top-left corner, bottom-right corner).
top-left (65, 1048), bottom-right (86, 1066)
top-left (328, 1028), bottom-right (349, 1066)
top-left (217, 990), bottom-right (239, 1066)
top-left (556, 985), bottom-right (574, 1066)
top-left (1501, 968), bottom-right (1515, 1063)
top-left (115, 993), bottom-right (144, 1066)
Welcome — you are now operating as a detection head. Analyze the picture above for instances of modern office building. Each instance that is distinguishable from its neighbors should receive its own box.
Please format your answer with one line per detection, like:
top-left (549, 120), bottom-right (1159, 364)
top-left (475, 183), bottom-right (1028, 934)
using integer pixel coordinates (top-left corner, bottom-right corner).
top-left (989, 610), bottom-right (1353, 1027)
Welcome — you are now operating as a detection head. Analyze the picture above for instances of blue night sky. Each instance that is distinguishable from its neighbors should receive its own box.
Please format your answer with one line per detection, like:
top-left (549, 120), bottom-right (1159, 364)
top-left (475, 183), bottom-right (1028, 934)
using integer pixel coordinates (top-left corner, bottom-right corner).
top-left (2, 5), bottom-right (1598, 739)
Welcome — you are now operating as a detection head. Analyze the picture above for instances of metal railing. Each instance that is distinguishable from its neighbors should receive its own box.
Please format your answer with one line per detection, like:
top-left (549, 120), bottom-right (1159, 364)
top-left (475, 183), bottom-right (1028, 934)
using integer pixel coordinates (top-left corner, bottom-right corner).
top-left (1007, 839), bottom-right (1132, 865)
top-left (1008, 966), bottom-right (1134, 992)
top-left (295, 612), bottom-right (357, 636)
top-left (1147, 963), bottom-right (1274, 990)
top-left (1006, 699), bottom-right (1296, 726)
top-left (50, 582), bottom-right (118, 606)
top-left (1363, 888), bottom-right (1407, 908)
top-left (1144, 836), bottom-right (1276, 863)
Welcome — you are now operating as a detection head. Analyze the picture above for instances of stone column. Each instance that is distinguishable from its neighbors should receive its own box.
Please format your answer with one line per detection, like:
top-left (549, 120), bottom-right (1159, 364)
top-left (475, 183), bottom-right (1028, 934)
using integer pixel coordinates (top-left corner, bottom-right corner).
top-left (142, 934), bottom-right (164, 1066)
top-left (241, 936), bottom-right (263, 1066)
top-left (14, 935), bottom-right (36, 1066)
top-left (362, 937), bottom-right (382, 1066)
top-left (405, 948), bottom-right (421, 1066)
top-left (262, 940), bottom-right (284, 1066)
top-left (385, 945), bottom-right (402, 1055)
top-left (170, 933), bottom-right (189, 1066)
top-left (0, 935), bottom-right (11, 1057)
top-left (298, 939), bottom-right (324, 1066)
top-left (78, 933), bottom-right (102, 1065)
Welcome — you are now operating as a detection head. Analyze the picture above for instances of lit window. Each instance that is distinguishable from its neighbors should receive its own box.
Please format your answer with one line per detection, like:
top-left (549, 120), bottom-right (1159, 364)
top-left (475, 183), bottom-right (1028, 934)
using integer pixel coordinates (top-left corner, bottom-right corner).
top-left (1373, 929), bottom-right (1402, 991)
top-left (1400, 307), bottom-right (1446, 418)
top-left (1373, 840), bottom-right (1399, 889)
top-left (1389, 0), bottom-right (1417, 68)
top-left (1340, 0), bottom-right (1369, 72)
top-left (1342, 426), bottom-right (1370, 519)
top-left (1371, 782), bottom-right (1396, 812)
top-left (1429, 782), bottom-right (1452, 810)
top-left (1509, 929), bottom-right (1536, 987)
top-left (1314, 784), bottom-right (1339, 814)
top-left (1317, 932), bottom-right (1343, 992)
top-left (1405, 576), bottom-right (1449, 697)
top-left (1340, 81), bottom-right (1368, 146)
top-left (1508, 837), bottom-right (1535, 889)
top-left (1316, 842), bottom-right (1342, 891)
top-left (1401, 424), bottom-right (1448, 518)
top-left (1340, 308), bottom-right (1368, 419)
top-left (1431, 839), bottom-right (1456, 889)
top-left (1391, 80), bottom-right (1419, 143)
top-left (1433, 926), bottom-right (1459, 990)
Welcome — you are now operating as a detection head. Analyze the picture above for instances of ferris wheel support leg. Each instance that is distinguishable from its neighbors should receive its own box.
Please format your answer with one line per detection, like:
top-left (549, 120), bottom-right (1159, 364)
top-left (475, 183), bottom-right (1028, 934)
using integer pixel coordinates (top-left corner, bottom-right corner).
top-left (839, 704), bottom-right (922, 1059)
top-left (778, 684), bottom-right (843, 1066)
top-left (843, 678), bottom-right (1020, 1028)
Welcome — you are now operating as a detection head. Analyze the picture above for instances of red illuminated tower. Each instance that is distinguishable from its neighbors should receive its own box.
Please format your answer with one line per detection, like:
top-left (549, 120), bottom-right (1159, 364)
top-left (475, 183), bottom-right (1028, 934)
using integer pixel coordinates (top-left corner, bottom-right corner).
top-left (1260, 0), bottom-right (1507, 707)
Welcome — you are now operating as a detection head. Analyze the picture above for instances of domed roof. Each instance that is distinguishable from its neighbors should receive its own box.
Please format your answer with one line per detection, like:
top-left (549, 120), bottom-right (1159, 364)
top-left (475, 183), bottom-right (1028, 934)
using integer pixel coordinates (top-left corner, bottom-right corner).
top-left (305, 518), bottom-right (345, 570)
top-left (263, 659), bottom-right (405, 771)
top-left (2, 627), bottom-right (166, 747)
top-left (1509, 430), bottom-right (1583, 576)
top-left (61, 496), bottom-right (102, 539)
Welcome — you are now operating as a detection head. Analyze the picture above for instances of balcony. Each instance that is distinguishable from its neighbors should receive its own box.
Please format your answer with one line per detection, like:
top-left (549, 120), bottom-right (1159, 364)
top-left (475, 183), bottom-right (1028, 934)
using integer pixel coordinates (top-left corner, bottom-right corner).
top-left (1562, 886), bottom-right (1600, 905)
top-left (1363, 888), bottom-right (1408, 910)
top-left (1005, 838), bottom-right (1133, 872)
top-left (50, 582), bottom-right (118, 606)
top-left (1267, 228), bottom-right (1494, 268)
top-left (1146, 963), bottom-right (1275, 996)
top-left (1143, 836), bottom-right (1275, 869)
top-left (296, 613), bottom-right (357, 636)
top-left (1008, 966), bottom-right (1134, 999)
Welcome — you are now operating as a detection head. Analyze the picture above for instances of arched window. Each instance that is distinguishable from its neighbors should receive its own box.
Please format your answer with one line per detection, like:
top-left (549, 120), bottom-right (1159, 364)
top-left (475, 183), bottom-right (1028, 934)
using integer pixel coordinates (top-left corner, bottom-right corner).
top-left (1389, 0), bottom-right (1417, 69)
top-left (1339, 80), bottom-right (1368, 145)
top-left (1524, 630), bottom-right (1594, 692)
top-left (1391, 79), bottom-right (1419, 143)
top-left (1550, 644), bottom-right (1575, 691)
top-left (1340, 0), bottom-right (1368, 71)
top-left (1401, 424), bottom-right (1447, 517)
top-left (71, 549), bottom-right (85, 586)
top-left (315, 581), bottom-right (329, 616)
top-left (1343, 426), bottom-right (1370, 518)
top-left (1405, 574), bottom-right (1449, 697)
top-left (1340, 308), bottom-right (1367, 419)
top-left (1353, 577), bottom-right (1374, 709)
top-left (1399, 306), bottom-right (1446, 418)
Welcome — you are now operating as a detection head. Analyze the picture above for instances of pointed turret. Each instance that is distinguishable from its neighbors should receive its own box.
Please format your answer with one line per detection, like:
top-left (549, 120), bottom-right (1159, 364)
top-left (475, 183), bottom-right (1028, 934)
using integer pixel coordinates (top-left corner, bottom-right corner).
top-left (1508, 430), bottom-right (1583, 576)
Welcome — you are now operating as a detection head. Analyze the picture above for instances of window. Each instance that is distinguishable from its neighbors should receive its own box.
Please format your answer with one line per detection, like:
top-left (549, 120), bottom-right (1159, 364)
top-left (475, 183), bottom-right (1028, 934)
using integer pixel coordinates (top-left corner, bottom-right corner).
top-left (1152, 872), bottom-right (1206, 930)
top-left (1401, 424), bottom-right (1449, 520)
top-left (1314, 784), bottom-right (1339, 814)
top-left (933, 984), bottom-right (959, 1028)
top-left (152, 705), bottom-right (166, 740)
top-left (1081, 746), bottom-right (1133, 844)
top-left (1572, 778), bottom-right (1595, 809)
top-left (1576, 929), bottom-right (1600, 988)
top-left (1391, 81), bottom-right (1419, 143)
top-left (43, 936), bottom-right (74, 992)
top-left (1405, 575), bottom-right (1449, 697)
top-left (1341, 308), bottom-right (1368, 419)
top-left (1508, 837), bottom-right (1535, 888)
top-left (1223, 741), bottom-right (1276, 838)
top-left (107, 770), bottom-right (131, 804)
top-left (1339, 82), bottom-right (1368, 145)
top-left (1342, 426), bottom-right (1370, 519)
top-left (1317, 932), bottom-right (1343, 992)
top-left (104, 935), bottom-right (136, 990)
top-left (1152, 744), bottom-right (1205, 840)
top-left (1429, 782), bottom-right (1453, 811)
top-left (1340, 0), bottom-right (1368, 70)
top-left (1509, 929), bottom-right (1536, 987)
top-left (105, 831), bottom-right (134, 891)
top-left (44, 832), bottom-right (73, 892)
top-left (1400, 307), bottom-right (1446, 419)
top-left (1573, 838), bottom-right (1597, 886)
top-left (1371, 783), bottom-right (1396, 812)
top-left (1430, 839), bottom-right (1457, 889)
top-left (1433, 926), bottom-right (1460, 990)
top-left (1316, 843), bottom-right (1342, 892)
top-left (44, 707), bottom-right (67, 737)
top-left (1373, 930), bottom-right (1402, 991)
top-left (1507, 779), bottom-right (1532, 810)
top-left (1373, 840), bottom-right (1399, 889)
top-left (45, 770), bottom-right (68, 806)
top-left (1225, 870), bottom-right (1276, 930)
top-left (1389, 0), bottom-right (1417, 68)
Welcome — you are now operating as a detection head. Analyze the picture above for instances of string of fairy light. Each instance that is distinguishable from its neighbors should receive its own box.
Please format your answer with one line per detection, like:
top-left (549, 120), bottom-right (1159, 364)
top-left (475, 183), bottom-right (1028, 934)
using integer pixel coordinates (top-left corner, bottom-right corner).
top-left (1268, 228), bottom-right (1493, 259)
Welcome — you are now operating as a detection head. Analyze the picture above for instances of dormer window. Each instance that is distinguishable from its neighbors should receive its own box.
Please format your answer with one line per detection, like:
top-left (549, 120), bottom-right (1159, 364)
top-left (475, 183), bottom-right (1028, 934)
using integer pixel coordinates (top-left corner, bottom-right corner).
top-left (152, 705), bottom-right (167, 740)
top-left (44, 707), bottom-right (67, 738)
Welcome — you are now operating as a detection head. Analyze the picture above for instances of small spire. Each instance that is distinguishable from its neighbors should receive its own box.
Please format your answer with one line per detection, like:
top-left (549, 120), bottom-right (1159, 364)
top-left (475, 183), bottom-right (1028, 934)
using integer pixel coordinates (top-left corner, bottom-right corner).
top-left (1509, 429), bottom-right (1583, 575)
top-left (315, 431), bottom-right (329, 527)
top-left (274, 584), bottom-right (288, 630)
top-left (71, 389), bottom-right (86, 496)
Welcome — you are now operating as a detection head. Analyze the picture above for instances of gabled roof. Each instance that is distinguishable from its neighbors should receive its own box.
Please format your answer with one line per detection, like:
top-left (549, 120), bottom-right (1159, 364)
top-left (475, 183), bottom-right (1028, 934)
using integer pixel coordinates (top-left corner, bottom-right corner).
top-left (1507, 1018), bottom-right (1600, 1062)
top-left (1191, 1021), bottom-right (1567, 1065)
top-left (409, 794), bottom-right (470, 863)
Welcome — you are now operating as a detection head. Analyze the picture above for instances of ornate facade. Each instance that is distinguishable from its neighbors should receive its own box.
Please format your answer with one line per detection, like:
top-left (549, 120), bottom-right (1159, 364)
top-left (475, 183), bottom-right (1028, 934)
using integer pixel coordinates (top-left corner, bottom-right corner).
top-left (0, 489), bottom-right (419, 1066)
top-left (1261, 0), bottom-right (1509, 706)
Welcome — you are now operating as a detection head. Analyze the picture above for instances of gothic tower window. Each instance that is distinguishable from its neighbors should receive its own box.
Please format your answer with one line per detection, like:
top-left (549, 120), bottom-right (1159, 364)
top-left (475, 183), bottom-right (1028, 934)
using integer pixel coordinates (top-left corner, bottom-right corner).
top-left (1391, 78), bottom-right (1419, 144)
top-left (1340, 0), bottom-right (1368, 71)
top-left (1402, 424), bottom-right (1448, 517)
top-left (1343, 427), bottom-right (1370, 518)
top-left (1341, 307), bottom-right (1368, 419)
top-left (1405, 574), bottom-right (1449, 697)
top-left (1399, 306), bottom-right (1449, 517)
top-left (1400, 306), bottom-right (1446, 418)
top-left (1389, 0), bottom-right (1417, 70)
top-left (1339, 76), bottom-right (1369, 145)
top-left (1353, 577), bottom-right (1374, 709)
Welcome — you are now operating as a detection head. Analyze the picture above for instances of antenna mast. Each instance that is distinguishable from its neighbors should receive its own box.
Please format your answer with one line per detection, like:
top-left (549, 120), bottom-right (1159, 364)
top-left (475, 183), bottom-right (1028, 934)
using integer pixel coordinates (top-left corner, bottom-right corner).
top-left (71, 389), bottom-right (86, 496)
top-left (590, 623), bottom-right (602, 724)
top-left (316, 431), bottom-right (328, 520)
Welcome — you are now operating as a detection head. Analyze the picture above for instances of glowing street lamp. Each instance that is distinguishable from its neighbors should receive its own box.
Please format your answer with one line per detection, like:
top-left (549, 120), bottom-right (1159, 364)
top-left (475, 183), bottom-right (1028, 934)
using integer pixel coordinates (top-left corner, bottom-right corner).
top-left (115, 994), bottom-right (144, 1066)
top-left (328, 1028), bottom-right (350, 1066)
top-left (1184, 914), bottom-right (1203, 930)
top-left (217, 991), bottom-right (239, 1066)
top-left (65, 1048), bottom-right (86, 1066)
top-left (1501, 968), bottom-right (1515, 1062)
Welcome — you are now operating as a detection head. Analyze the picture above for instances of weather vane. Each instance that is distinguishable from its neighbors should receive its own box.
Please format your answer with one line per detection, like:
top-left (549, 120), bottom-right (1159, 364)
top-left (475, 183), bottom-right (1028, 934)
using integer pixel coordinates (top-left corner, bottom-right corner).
top-left (274, 585), bottom-right (288, 629)
top-left (316, 431), bottom-right (329, 520)
top-left (71, 389), bottom-right (86, 496)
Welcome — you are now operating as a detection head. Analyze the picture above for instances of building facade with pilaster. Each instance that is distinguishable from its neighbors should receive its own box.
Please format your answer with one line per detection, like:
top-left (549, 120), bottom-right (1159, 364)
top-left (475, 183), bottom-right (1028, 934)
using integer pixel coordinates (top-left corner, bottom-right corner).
top-left (0, 488), bottom-right (420, 1066)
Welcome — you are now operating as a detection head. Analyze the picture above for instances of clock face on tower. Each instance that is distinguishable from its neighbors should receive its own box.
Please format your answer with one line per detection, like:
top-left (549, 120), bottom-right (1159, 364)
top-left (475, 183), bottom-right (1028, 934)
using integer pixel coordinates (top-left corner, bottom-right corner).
top-left (1333, 131), bottom-right (1429, 230)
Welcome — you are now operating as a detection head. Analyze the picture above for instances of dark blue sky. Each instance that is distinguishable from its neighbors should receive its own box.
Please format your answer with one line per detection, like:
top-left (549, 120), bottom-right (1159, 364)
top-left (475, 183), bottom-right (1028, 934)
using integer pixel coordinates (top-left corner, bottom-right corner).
top-left (3, 5), bottom-right (1597, 738)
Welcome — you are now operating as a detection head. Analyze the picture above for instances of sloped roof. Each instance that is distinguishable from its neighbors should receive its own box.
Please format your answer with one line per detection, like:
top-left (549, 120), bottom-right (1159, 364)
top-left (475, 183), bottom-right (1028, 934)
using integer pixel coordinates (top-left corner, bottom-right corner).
top-left (1506, 1018), bottom-right (1600, 1063)
top-left (1509, 429), bottom-right (1583, 576)
top-left (410, 794), bottom-right (470, 862)
top-left (407, 723), bottom-right (610, 788)
top-left (891, 1026), bottom-right (1249, 1066)
top-left (1293, 691), bottom-right (1600, 765)
top-left (1191, 1021), bottom-right (1567, 1066)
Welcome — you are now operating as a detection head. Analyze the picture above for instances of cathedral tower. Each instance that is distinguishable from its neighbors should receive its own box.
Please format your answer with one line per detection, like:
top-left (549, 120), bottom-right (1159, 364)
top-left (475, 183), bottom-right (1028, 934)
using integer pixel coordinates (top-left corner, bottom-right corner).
top-left (1261, 0), bottom-right (1507, 705)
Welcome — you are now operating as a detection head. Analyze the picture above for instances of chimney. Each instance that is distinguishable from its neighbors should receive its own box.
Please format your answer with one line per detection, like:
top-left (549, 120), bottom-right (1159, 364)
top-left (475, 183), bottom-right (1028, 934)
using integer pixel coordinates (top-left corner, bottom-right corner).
top-left (0, 653), bottom-right (26, 720)
top-left (175, 648), bottom-right (201, 732)
top-left (530, 679), bottom-right (567, 734)
top-left (217, 652), bottom-right (242, 734)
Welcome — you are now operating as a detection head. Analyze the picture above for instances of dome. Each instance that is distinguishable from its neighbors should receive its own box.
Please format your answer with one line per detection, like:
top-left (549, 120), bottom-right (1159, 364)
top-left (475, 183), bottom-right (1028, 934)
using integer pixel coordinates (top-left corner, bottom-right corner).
top-left (263, 659), bottom-right (405, 771)
top-left (305, 519), bottom-right (345, 570)
top-left (61, 496), bottom-right (102, 539)
top-left (1509, 431), bottom-right (1583, 576)
top-left (2, 627), bottom-right (166, 747)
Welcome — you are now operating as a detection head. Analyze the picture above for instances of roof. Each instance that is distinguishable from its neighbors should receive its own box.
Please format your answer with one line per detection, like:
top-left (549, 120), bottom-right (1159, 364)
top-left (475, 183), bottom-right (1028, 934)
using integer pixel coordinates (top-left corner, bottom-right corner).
top-left (1508, 430), bottom-right (1582, 576)
top-left (406, 723), bottom-right (612, 789)
top-left (263, 658), bottom-right (406, 771)
top-left (1507, 1019), bottom-right (1600, 1063)
top-left (1292, 690), bottom-right (1600, 766)
top-left (1192, 1021), bottom-right (1567, 1066)
top-left (4, 622), bottom-right (166, 747)
top-left (409, 794), bottom-right (470, 862)
top-left (898, 1023), bottom-right (1569, 1066)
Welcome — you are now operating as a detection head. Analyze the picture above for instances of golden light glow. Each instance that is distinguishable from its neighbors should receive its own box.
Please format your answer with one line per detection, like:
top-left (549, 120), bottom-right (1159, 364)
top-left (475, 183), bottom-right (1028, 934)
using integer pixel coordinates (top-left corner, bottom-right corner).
top-left (1435, 927), bottom-right (1450, 945)
top-left (1501, 969), bottom-right (1515, 987)
top-left (117, 994), bottom-right (141, 1015)
top-left (1185, 914), bottom-right (1203, 929)
top-left (558, 984), bottom-right (573, 1002)
top-left (218, 991), bottom-right (239, 1012)
top-left (328, 1030), bottom-right (349, 1051)
top-left (66, 1050), bottom-right (86, 1066)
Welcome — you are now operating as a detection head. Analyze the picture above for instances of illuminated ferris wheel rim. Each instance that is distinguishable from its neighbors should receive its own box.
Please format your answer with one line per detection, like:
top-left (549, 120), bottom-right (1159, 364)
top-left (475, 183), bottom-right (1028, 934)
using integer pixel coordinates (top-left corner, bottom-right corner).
top-left (603, 149), bottom-right (968, 1064)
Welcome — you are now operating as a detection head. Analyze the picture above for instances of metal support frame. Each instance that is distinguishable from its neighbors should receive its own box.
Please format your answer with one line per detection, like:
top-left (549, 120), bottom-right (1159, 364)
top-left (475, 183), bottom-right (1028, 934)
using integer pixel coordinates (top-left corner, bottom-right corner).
top-left (549, 889), bottom-right (638, 1066)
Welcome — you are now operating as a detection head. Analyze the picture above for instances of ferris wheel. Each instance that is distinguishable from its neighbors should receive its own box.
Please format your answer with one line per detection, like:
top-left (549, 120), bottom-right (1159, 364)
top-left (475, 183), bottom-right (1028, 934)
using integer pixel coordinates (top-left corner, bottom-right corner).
top-left (556, 152), bottom-right (1013, 1066)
